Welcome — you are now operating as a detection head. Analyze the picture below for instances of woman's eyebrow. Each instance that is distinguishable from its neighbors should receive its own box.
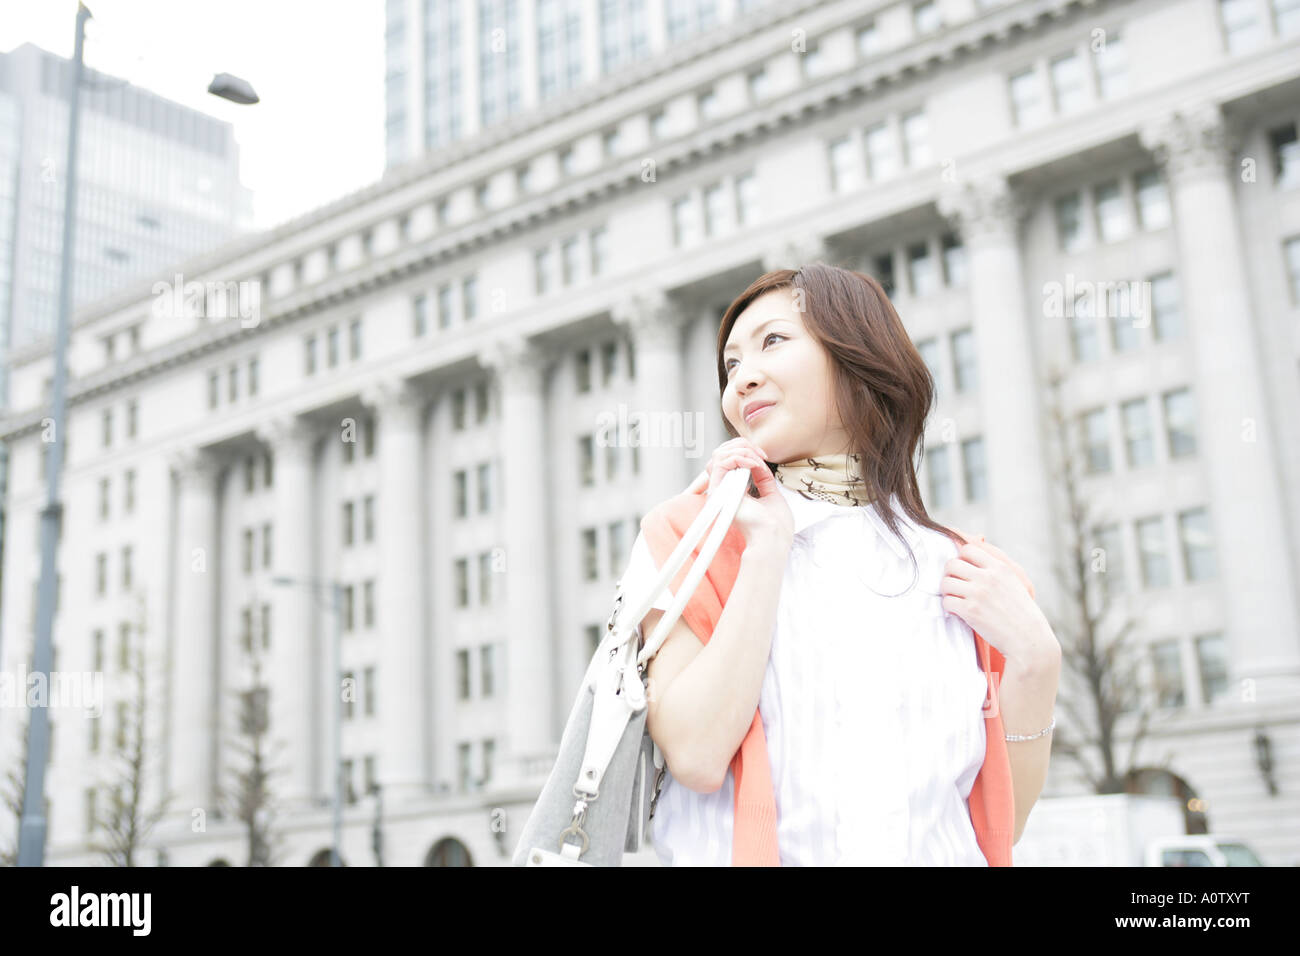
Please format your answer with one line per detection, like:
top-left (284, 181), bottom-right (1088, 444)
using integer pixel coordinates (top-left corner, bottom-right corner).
top-left (723, 318), bottom-right (788, 356)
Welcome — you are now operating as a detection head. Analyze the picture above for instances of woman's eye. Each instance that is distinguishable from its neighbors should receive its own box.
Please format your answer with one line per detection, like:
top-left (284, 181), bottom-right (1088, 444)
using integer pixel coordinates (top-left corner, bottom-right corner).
top-left (725, 332), bottom-right (785, 372)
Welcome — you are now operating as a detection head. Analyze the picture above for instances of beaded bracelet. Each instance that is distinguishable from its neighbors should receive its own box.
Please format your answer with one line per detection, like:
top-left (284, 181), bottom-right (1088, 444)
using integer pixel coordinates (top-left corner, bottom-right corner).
top-left (1004, 716), bottom-right (1055, 742)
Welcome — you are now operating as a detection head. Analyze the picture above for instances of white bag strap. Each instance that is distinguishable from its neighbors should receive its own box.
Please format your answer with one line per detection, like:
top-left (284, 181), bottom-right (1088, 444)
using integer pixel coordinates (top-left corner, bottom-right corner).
top-left (635, 467), bottom-right (749, 667)
top-left (571, 468), bottom-right (750, 802)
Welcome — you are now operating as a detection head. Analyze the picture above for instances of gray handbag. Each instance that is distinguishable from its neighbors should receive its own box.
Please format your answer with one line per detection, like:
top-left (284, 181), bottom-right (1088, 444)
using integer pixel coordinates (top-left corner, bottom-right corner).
top-left (512, 468), bottom-right (751, 866)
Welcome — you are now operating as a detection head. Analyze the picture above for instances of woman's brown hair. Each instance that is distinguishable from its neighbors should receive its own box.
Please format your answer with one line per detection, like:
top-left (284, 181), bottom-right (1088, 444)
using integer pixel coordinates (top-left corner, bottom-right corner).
top-left (715, 261), bottom-right (965, 593)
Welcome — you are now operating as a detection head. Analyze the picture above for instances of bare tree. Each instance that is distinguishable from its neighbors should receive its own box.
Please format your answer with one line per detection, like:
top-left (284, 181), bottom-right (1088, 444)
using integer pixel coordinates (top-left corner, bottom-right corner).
top-left (1041, 364), bottom-right (1164, 793)
top-left (89, 592), bottom-right (172, 866)
top-left (0, 716), bottom-right (31, 866)
top-left (219, 616), bottom-right (290, 867)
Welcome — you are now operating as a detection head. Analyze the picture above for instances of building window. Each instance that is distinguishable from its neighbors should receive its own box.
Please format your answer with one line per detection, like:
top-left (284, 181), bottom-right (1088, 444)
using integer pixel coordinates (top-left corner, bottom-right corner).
top-left (475, 380), bottom-right (490, 423)
top-left (363, 579), bottom-right (374, 628)
top-left (648, 108), bottom-right (668, 140)
top-left (1178, 507), bottom-right (1217, 582)
top-left (247, 358), bottom-right (258, 397)
top-left (481, 644), bottom-right (494, 696)
top-left (1219, 0), bottom-right (1266, 53)
top-left (960, 437), bottom-right (986, 502)
top-left (342, 585), bottom-right (354, 631)
top-left (747, 67), bottom-right (769, 101)
top-left (121, 545), bottom-right (132, 590)
top-left (561, 236), bottom-right (581, 285)
top-left (342, 501), bottom-right (354, 547)
top-left (864, 122), bottom-right (898, 180)
top-left (697, 88), bottom-right (720, 121)
top-left (600, 340), bottom-right (619, 386)
top-left (1277, 0), bottom-right (1300, 37)
top-left (1055, 191), bottom-right (1084, 251)
top-left (828, 136), bottom-right (860, 192)
top-left (451, 388), bottom-right (467, 430)
top-left (901, 111), bottom-right (931, 166)
top-left (1269, 122), bottom-right (1300, 186)
top-left (304, 335), bottom-right (317, 375)
top-left (590, 226), bottom-right (608, 276)
top-left (1109, 301), bottom-right (1141, 353)
top-left (413, 293), bottom-right (428, 336)
top-left (243, 529), bottom-right (254, 575)
top-left (455, 558), bottom-right (469, 607)
top-left (349, 317), bottom-right (362, 359)
top-left (912, 0), bottom-right (941, 35)
top-left (1151, 639), bottom-right (1185, 708)
top-left (363, 495), bottom-right (374, 541)
top-left (703, 181), bottom-right (730, 236)
top-left (940, 234), bottom-right (966, 287)
top-left (1049, 52), bottom-right (1085, 114)
top-left (950, 328), bottom-right (977, 393)
top-left (262, 523), bottom-right (273, 568)
top-left (124, 469), bottom-right (135, 512)
top-left (857, 22), bottom-right (882, 57)
top-left (1120, 397), bottom-right (1154, 467)
top-left (1162, 388), bottom-right (1197, 458)
top-left (907, 242), bottom-right (937, 297)
top-left (917, 338), bottom-right (942, 399)
top-left (1093, 180), bottom-right (1130, 241)
top-left (1136, 515), bottom-right (1170, 588)
top-left (534, 248), bottom-right (553, 294)
top-left (736, 171), bottom-right (758, 225)
top-left (476, 462), bottom-right (491, 513)
top-left (96, 552), bottom-right (107, 595)
top-left (1150, 272), bottom-right (1183, 340)
top-left (478, 552), bottom-right (492, 605)
top-left (607, 520), bottom-right (626, 578)
top-left (671, 196), bottom-right (700, 247)
top-left (363, 666), bottom-right (375, 715)
top-left (99, 477), bottom-right (110, 520)
top-left (926, 445), bottom-right (952, 508)
top-left (1135, 169), bottom-right (1171, 230)
top-left (1195, 633), bottom-right (1228, 704)
top-left (1009, 68), bottom-right (1046, 127)
top-left (457, 648), bottom-right (471, 698)
top-left (576, 349), bottom-right (592, 393)
top-left (582, 528), bottom-right (599, 580)
top-left (1081, 408), bottom-right (1111, 473)
top-left (1094, 34), bottom-right (1128, 99)
top-left (579, 434), bottom-right (595, 485)
top-left (462, 275), bottom-right (477, 320)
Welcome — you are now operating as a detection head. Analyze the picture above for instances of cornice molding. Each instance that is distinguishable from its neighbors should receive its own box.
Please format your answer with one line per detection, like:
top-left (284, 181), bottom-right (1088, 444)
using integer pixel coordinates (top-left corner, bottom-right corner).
top-left (6, 0), bottom-right (1114, 364)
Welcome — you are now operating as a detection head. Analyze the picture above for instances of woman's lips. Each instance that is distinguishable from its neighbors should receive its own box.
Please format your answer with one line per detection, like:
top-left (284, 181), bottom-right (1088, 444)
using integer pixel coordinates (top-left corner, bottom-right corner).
top-left (745, 402), bottom-right (775, 424)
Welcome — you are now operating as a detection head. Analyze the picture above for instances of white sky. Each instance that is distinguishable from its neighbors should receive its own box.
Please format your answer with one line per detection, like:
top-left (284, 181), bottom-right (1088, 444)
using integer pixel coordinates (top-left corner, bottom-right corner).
top-left (0, 0), bottom-right (387, 232)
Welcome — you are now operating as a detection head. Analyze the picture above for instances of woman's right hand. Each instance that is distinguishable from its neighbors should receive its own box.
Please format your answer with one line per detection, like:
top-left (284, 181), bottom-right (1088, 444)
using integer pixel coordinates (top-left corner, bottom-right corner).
top-left (685, 438), bottom-right (794, 555)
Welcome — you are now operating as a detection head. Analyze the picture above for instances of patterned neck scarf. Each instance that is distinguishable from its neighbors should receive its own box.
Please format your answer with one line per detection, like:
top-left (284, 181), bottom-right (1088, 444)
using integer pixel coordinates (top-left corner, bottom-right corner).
top-left (772, 452), bottom-right (873, 507)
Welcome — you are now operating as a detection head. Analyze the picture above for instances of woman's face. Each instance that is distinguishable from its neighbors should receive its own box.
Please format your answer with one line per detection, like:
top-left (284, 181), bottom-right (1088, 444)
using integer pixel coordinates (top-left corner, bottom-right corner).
top-left (721, 287), bottom-right (852, 465)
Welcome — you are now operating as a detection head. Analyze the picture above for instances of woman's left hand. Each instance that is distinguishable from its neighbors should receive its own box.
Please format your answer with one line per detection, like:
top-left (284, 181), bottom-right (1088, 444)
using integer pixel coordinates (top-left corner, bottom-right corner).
top-left (940, 530), bottom-right (1058, 666)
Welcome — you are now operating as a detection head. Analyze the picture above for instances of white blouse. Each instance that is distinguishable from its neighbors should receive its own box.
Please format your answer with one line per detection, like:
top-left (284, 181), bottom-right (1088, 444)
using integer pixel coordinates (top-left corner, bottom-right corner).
top-left (618, 479), bottom-right (990, 866)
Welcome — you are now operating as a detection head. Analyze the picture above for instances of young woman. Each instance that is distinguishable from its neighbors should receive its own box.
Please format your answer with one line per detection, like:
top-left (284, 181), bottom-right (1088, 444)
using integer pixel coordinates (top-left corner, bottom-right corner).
top-left (619, 263), bottom-right (1061, 866)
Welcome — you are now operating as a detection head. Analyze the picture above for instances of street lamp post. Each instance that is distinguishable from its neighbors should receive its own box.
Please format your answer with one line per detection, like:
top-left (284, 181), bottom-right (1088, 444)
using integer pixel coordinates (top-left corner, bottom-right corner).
top-left (16, 1), bottom-right (90, 868)
top-left (273, 575), bottom-right (343, 867)
top-left (16, 1), bottom-right (258, 867)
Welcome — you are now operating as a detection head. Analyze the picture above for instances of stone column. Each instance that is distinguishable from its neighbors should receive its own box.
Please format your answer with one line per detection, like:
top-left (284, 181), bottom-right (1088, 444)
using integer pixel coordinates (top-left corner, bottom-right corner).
top-left (255, 415), bottom-right (319, 809)
top-left (611, 288), bottom-right (692, 510)
top-left (936, 175), bottom-right (1056, 595)
top-left (360, 377), bottom-right (429, 804)
top-left (1139, 103), bottom-right (1300, 701)
top-left (476, 337), bottom-right (557, 785)
top-left (167, 446), bottom-right (221, 823)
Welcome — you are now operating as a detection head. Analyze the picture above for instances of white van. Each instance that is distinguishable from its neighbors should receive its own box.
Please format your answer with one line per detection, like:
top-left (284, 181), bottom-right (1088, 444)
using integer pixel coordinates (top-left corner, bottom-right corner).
top-left (1143, 835), bottom-right (1265, 867)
